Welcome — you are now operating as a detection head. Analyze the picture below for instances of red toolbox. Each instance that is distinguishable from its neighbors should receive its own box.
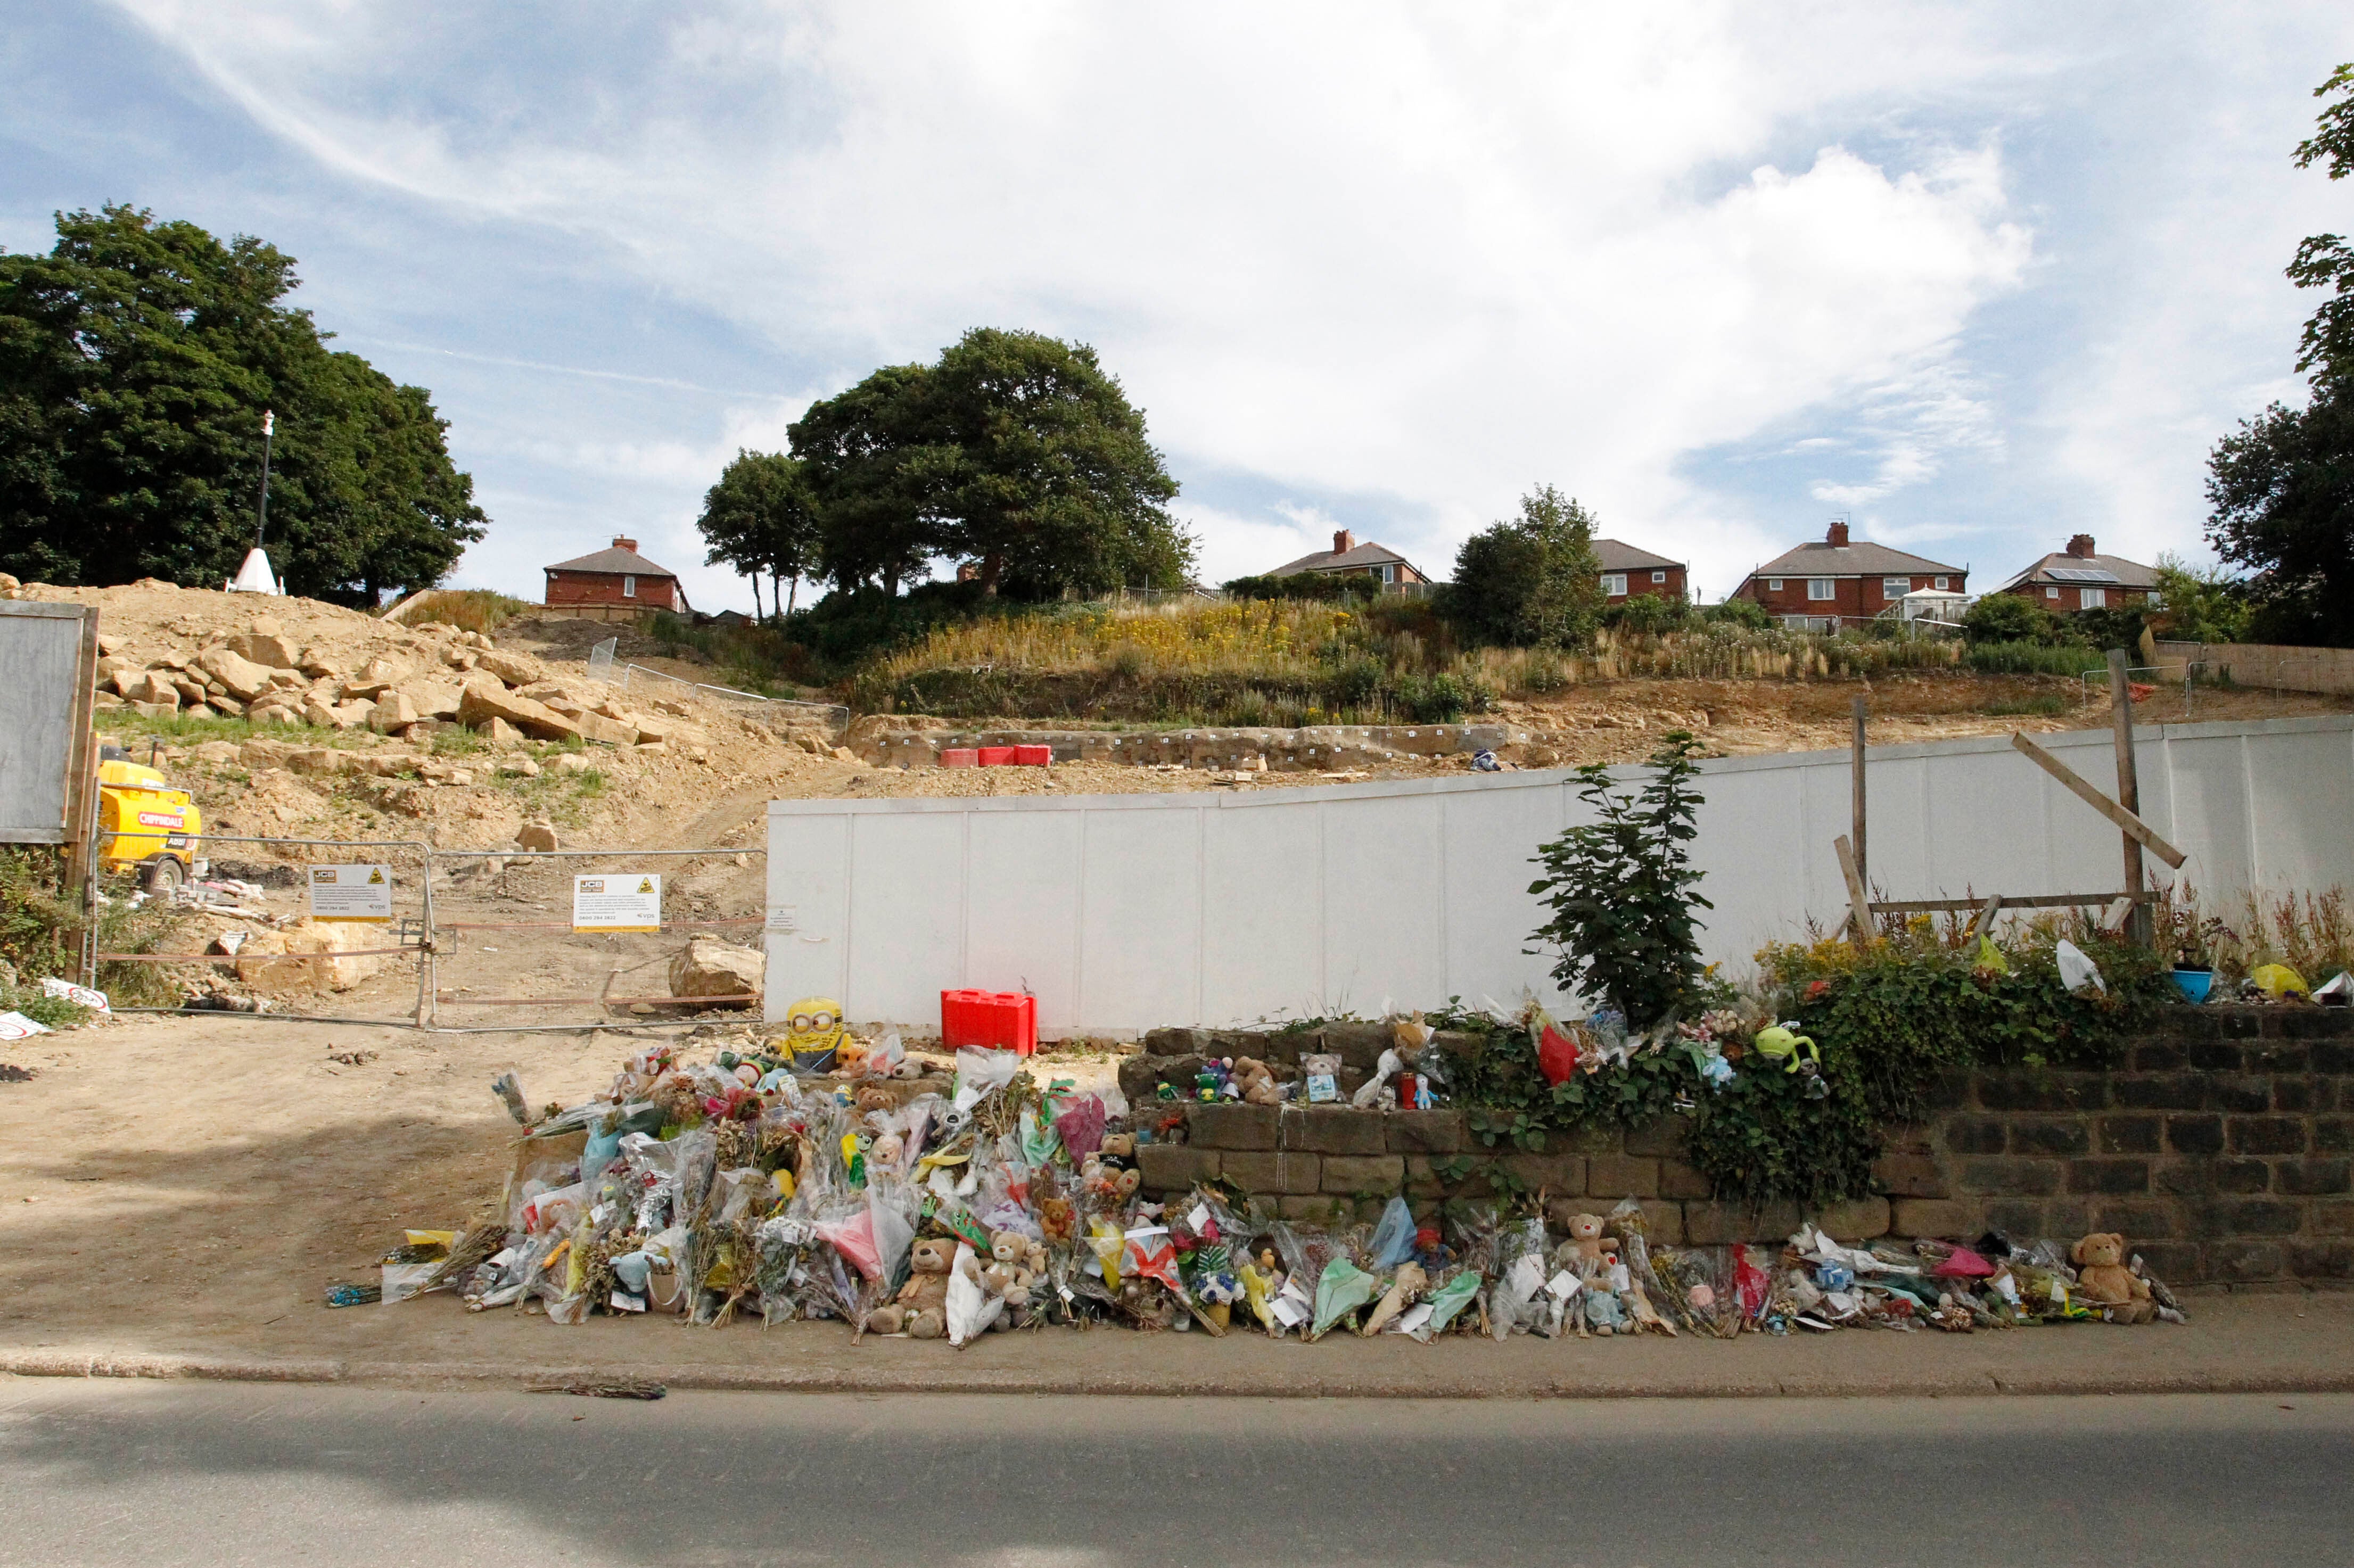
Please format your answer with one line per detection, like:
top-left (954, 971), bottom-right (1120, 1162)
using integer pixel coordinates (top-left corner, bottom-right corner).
top-left (940, 748), bottom-right (980, 768)
top-left (941, 988), bottom-right (1038, 1055)
top-left (976, 745), bottom-right (1018, 766)
top-left (1011, 744), bottom-right (1053, 766)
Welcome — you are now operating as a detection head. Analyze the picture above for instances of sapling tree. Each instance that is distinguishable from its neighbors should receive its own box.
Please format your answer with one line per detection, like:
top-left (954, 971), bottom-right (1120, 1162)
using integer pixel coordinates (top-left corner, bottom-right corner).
top-left (1526, 732), bottom-right (1711, 1026)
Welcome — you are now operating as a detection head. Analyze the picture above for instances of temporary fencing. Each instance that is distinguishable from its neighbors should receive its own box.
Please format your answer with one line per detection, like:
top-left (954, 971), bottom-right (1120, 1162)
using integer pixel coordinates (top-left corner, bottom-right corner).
top-left (587, 636), bottom-right (847, 728)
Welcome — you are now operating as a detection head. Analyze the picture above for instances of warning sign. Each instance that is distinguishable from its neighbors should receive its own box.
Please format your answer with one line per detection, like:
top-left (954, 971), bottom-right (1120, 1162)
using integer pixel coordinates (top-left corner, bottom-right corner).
top-left (308, 864), bottom-right (393, 923)
top-left (574, 873), bottom-right (662, 932)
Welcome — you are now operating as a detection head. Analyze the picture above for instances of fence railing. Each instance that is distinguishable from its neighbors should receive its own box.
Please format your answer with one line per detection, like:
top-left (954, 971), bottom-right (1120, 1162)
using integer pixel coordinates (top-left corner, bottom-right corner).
top-left (588, 636), bottom-right (847, 727)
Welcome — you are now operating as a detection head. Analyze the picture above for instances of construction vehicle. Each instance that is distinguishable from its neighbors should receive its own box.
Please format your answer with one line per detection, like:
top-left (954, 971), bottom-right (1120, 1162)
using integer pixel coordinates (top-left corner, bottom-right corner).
top-left (94, 747), bottom-right (204, 891)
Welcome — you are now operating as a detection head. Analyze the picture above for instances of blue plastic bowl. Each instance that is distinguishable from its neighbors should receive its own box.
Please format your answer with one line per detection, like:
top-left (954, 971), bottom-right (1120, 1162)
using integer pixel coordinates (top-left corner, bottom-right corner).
top-left (2172, 968), bottom-right (2215, 1003)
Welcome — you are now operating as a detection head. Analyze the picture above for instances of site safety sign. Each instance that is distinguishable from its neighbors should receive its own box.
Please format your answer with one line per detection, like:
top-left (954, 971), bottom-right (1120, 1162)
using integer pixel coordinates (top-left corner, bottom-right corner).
top-left (308, 864), bottom-right (393, 923)
top-left (573, 873), bottom-right (662, 932)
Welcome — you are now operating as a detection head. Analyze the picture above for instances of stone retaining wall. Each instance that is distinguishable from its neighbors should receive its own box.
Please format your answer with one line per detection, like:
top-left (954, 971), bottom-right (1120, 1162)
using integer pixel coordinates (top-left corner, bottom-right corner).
top-left (1122, 1008), bottom-right (2354, 1288)
top-left (851, 723), bottom-right (1513, 770)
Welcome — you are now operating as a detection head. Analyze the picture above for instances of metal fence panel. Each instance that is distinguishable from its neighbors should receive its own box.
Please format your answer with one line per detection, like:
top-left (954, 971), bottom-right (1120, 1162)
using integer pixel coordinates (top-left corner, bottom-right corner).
top-left (0, 602), bottom-right (95, 844)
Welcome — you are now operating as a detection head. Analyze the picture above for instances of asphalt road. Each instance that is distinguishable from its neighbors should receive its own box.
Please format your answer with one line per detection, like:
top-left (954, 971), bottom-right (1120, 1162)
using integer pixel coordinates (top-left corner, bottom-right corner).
top-left (4, 1382), bottom-right (2348, 1566)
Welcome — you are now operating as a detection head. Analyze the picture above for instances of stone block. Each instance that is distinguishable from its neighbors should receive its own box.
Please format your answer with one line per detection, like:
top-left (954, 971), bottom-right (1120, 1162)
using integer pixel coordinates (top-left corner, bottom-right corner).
top-left (2210, 1198), bottom-right (2302, 1235)
top-left (1281, 1108), bottom-right (1388, 1156)
top-left (2228, 1117), bottom-right (2308, 1156)
top-left (2288, 1241), bottom-right (2354, 1280)
top-left (1660, 1159), bottom-right (1713, 1199)
top-left (1187, 1103), bottom-right (1277, 1151)
top-left (1552, 1124), bottom-right (1624, 1154)
top-left (2277, 1158), bottom-right (2352, 1196)
top-left (2312, 1041), bottom-right (2354, 1074)
top-left (1891, 1198), bottom-right (1979, 1237)
top-left (2211, 1077), bottom-right (2273, 1114)
top-left (1143, 1027), bottom-right (1212, 1055)
top-left (1319, 1022), bottom-right (1390, 1070)
top-left (2284, 1011), bottom-right (2354, 1038)
top-left (1277, 1195), bottom-right (1353, 1223)
top-left (2216, 1158), bottom-right (2274, 1193)
top-left (2165, 1115), bottom-right (2224, 1155)
top-left (2246, 1041), bottom-right (2313, 1072)
top-left (2131, 1241), bottom-right (2204, 1284)
top-left (2133, 1041), bottom-right (2191, 1071)
top-left (1807, 1196), bottom-right (1891, 1241)
top-left (1622, 1119), bottom-right (1688, 1158)
top-left (2187, 1040), bottom-right (2244, 1072)
top-left (2041, 1200), bottom-right (2092, 1237)
top-left (1984, 1199), bottom-right (2048, 1237)
top-left (2091, 1203), bottom-right (2178, 1239)
top-left (1136, 1144), bottom-right (1220, 1193)
top-left (1684, 1201), bottom-right (1802, 1245)
top-left (2318, 1118), bottom-right (2354, 1153)
top-left (456, 683), bottom-right (579, 742)
top-left (571, 709), bottom-right (639, 747)
top-left (2097, 1116), bottom-right (2163, 1155)
top-left (2208, 1240), bottom-right (2285, 1281)
top-left (193, 646), bottom-right (277, 702)
top-left (2155, 1162), bottom-right (2213, 1196)
top-left (1978, 1073), bottom-right (2108, 1112)
top-left (1871, 1152), bottom-right (1948, 1198)
top-left (1958, 1158), bottom-right (2061, 1196)
top-left (1384, 1110), bottom-right (1464, 1154)
top-left (1219, 1151), bottom-right (1324, 1195)
top-left (1320, 1154), bottom-right (1406, 1193)
top-left (1585, 1154), bottom-right (1660, 1198)
top-left (2068, 1159), bottom-right (2150, 1195)
top-left (2012, 1120), bottom-right (2092, 1157)
top-left (2113, 1076), bottom-right (2210, 1111)
top-left (1402, 1157), bottom-right (1449, 1198)
top-left (1944, 1118), bottom-right (2009, 1154)
top-left (1498, 1153), bottom-right (1585, 1197)
top-left (2309, 1200), bottom-right (2354, 1236)
top-left (2273, 1079), bottom-right (2318, 1113)
top-left (2220, 1010), bottom-right (2264, 1039)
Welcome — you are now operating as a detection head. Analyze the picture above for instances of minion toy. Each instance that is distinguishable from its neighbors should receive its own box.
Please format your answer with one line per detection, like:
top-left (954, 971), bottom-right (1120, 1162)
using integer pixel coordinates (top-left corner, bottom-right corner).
top-left (778, 996), bottom-right (848, 1073)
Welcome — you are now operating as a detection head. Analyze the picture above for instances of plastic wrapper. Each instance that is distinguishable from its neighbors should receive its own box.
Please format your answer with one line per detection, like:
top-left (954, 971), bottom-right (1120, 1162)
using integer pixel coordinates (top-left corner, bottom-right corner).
top-left (1051, 1094), bottom-right (1106, 1161)
top-left (1420, 1269), bottom-right (1484, 1338)
top-left (1019, 1105), bottom-right (1064, 1169)
top-left (1368, 1195), bottom-right (1418, 1269)
top-left (1488, 1217), bottom-right (1549, 1339)
top-left (954, 1047), bottom-right (1020, 1112)
top-left (813, 1198), bottom-right (886, 1282)
top-left (1087, 1216), bottom-right (1127, 1288)
top-left (2055, 938), bottom-right (2106, 995)
top-left (1311, 1257), bottom-right (1380, 1339)
top-left (946, 1241), bottom-right (1003, 1346)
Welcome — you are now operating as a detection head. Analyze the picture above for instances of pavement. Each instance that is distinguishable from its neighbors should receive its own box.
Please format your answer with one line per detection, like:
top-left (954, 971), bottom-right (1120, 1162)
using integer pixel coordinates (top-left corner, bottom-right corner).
top-left (5, 1382), bottom-right (2351, 1566)
top-left (6, 1287), bottom-right (2354, 1399)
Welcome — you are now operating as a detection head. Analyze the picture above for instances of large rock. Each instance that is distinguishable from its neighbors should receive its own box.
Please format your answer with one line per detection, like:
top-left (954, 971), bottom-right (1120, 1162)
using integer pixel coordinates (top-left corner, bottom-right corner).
top-left (368, 690), bottom-right (420, 732)
top-left (235, 919), bottom-right (393, 992)
top-left (475, 648), bottom-right (544, 686)
top-left (116, 670), bottom-right (179, 706)
top-left (668, 935), bottom-right (764, 1008)
top-left (456, 683), bottom-right (579, 741)
top-left (517, 822), bottom-right (559, 852)
top-left (570, 709), bottom-right (638, 747)
top-left (230, 631), bottom-right (303, 669)
top-left (476, 716), bottom-right (522, 747)
top-left (343, 654), bottom-right (417, 699)
top-left (393, 678), bottom-right (463, 720)
top-left (193, 646), bottom-right (278, 702)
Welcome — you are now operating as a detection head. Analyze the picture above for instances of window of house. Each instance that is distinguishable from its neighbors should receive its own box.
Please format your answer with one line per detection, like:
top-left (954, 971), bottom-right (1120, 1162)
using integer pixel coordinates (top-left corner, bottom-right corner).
top-left (2079, 587), bottom-right (2106, 609)
top-left (623, 575), bottom-right (637, 598)
top-left (1650, 570), bottom-right (1667, 583)
top-left (1378, 563), bottom-right (1396, 584)
top-left (1767, 578), bottom-right (1783, 591)
top-left (1883, 576), bottom-right (1909, 600)
top-left (1807, 579), bottom-right (1835, 601)
top-left (2046, 585), bottom-right (2060, 599)
top-left (1933, 576), bottom-right (1949, 590)
top-left (1601, 573), bottom-right (1627, 597)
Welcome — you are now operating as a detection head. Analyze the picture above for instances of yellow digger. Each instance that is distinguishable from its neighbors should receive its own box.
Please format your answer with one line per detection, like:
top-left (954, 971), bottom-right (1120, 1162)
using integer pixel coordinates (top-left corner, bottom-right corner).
top-left (94, 747), bottom-right (204, 892)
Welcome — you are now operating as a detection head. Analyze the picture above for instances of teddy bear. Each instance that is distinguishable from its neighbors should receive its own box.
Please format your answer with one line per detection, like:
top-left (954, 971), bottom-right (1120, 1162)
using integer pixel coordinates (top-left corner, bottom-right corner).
top-left (2070, 1232), bottom-right (2156, 1324)
top-left (866, 1235), bottom-right (956, 1338)
top-left (1039, 1194), bottom-right (1076, 1246)
top-left (1098, 1131), bottom-right (1137, 1162)
top-left (1230, 1057), bottom-right (1281, 1107)
top-left (853, 1083), bottom-right (898, 1119)
top-left (1558, 1212), bottom-right (1606, 1270)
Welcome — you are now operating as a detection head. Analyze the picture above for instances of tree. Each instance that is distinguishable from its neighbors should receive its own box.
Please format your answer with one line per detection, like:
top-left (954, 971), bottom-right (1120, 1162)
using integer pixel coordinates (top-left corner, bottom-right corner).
top-left (788, 362), bottom-right (946, 599)
top-left (1444, 485), bottom-right (1603, 648)
top-left (1961, 591), bottom-right (2056, 646)
top-left (696, 449), bottom-right (820, 618)
top-left (2151, 554), bottom-right (2253, 645)
top-left (2290, 63), bottom-right (2354, 383)
top-left (0, 205), bottom-right (483, 601)
top-left (2203, 382), bottom-right (2354, 646)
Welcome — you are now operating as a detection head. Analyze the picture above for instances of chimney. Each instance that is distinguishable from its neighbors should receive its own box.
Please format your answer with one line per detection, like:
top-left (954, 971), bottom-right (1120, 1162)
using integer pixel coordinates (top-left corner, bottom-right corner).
top-left (611, 535), bottom-right (637, 552)
top-left (1826, 519), bottom-right (1850, 548)
top-left (2066, 533), bottom-right (2095, 559)
top-left (1332, 529), bottom-right (1355, 556)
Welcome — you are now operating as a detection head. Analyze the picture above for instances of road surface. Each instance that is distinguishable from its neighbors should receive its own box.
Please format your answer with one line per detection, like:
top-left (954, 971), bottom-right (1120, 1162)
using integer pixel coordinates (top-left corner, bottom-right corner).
top-left (4, 1382), bottom-right (2346, 1565)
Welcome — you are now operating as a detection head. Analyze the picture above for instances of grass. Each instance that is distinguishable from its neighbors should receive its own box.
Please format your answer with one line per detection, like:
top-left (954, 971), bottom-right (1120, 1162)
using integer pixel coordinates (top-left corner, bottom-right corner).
top-left (0, 846), bottom-right (190, 1008)
top-left (1963, 641), bottom-right (2114, 678)
top-left (388, 588), bottom-right (533, 636)
top-left (2158, 883), bottom-right (2354, 987)
top-left (98, 709), bottom-right (371, 751)
top-left (1982, 694), bottom-right (2069, 716)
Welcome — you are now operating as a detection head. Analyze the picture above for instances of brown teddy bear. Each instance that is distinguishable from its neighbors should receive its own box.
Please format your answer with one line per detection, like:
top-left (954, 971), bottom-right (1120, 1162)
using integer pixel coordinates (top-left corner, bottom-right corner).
top-left (1230, 1057), bottom-right (1281, 1106)
top-left (1098, 1132), bottom-right (1137, 1161)
top-left (1557, 1212), bottom-right (1606, 1270)
top-left (866, 1235), bottom-right (956, 1338)
top-left (2070, 1232), bottom-right (2155, 1324)
top-left (1039, 1194), bottom-right (1076, 1245)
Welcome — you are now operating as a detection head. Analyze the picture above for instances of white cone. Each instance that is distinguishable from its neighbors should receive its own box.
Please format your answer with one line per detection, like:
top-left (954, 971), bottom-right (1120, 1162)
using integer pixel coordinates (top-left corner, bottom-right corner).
top-left (226, 548), bottom-right (280, 595)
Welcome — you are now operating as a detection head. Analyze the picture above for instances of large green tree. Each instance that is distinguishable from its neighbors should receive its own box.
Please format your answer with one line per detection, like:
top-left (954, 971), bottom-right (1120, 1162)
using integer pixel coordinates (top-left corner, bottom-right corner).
top-left (2290, 63), bottom-right (2354, 383)
top-left (784, 328), bottom-right (1192, 601)
top-left (2204, 383), bottom-right (2354, 646)
top-left (0, 205), bottom-right (483, 602)
top-left (1444, 484), bottom-right (1603, 648)
top-left (696, 448), bottom-right (820, 618)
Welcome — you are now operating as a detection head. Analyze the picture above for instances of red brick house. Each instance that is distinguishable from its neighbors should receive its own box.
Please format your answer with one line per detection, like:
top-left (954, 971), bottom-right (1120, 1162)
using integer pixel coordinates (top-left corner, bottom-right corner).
top-left (543, 537), bottom-right (689, 621)
top-left (1594, 538), bottom-right (1686, 603)
top-left (1732, 521), bottom-right (1965, 629)
top-left (1997, 534), bottom-right (2159, 615)
top-left (1266, 530), bottom-right (1431, 587)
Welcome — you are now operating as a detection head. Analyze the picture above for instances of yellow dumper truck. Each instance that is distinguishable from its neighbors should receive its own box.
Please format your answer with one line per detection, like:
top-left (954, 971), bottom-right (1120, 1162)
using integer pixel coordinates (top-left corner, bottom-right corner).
top-left (94, 752), bottom-right (203, 891)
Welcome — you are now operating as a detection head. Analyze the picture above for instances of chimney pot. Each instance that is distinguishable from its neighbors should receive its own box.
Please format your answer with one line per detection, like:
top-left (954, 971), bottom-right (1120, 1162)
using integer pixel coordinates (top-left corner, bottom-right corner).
top-left (1826, 519), bottom-right (1850, 548)
top-left (2066, 533), bottom-right (2095, 559)
top-left (1333, 529), bottom-right (1355, 555)
top-left (612, 535), bottom-right (637, 552)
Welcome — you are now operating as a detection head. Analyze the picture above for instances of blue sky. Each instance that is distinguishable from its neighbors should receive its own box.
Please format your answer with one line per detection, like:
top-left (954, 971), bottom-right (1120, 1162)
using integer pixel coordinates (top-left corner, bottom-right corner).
top-left (4, 3), bottom-right (2349, 612)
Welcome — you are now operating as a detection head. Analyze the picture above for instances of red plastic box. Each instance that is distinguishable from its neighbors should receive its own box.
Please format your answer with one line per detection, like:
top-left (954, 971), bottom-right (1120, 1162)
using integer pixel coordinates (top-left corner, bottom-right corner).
top-left (941, 988), bottom-right (1038, 1055)
top-left (940, 748), bottom-right (980, 768)
top-left (976, 746), bottom-right (1018, 766)
top-left (1011, 744), bottom-right (1052, 766)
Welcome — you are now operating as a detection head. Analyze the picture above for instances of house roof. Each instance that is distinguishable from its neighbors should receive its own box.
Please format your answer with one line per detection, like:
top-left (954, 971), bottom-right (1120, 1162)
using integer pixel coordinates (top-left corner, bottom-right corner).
top-left (1268, 540), bottom-right (1424, 578)
top-left (1744, 539), bottom-right (1963, 581)
top-left (1999, 550), bottom-right (2161, 592)
top-left (1593, 538), bottom-right (1683, 573)
top-left (545, 544), bottom-right (679, 579)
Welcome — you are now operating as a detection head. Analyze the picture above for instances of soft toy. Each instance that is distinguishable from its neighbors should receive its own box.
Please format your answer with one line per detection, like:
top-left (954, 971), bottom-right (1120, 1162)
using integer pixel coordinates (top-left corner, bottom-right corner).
top-left (1039, 1195), bottom-right (1076, 1245)
top-left (1230, 1057), bottom-right (1280, 1107)
top-left (866, 1235), bottom-right (956, 1338)
top-left (1362, 1261), bottom-right (1428, 1336)
top-left (1098, 1132), bottom-right (1137, 1162)
top-left (1558, 1212), bottom-right (1606, 1269)
top-left (2070, 1232), bottom-right (2155, 1324)
top-left (834, 1037), bottom-right (872, 1078)
top-left (779, 996), bottom-right (847, 1070)
top-left (853, 1083), bottom-right (897, 1118)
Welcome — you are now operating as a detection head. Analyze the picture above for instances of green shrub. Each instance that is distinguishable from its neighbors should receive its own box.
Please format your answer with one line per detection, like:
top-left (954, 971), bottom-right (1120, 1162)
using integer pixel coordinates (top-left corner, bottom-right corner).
top-left (1698, 597), bottom-right (1774, 632)
top-left (1962, 592), bottom-right (2057, 645)
top-left (1601, 593), bottom-right (1693, 635)
top-left (1964, 640), bottom-right (2112, 677)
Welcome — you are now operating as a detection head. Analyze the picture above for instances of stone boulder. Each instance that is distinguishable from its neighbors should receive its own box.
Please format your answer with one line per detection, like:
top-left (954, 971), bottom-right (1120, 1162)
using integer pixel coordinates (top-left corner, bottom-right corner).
top-left (668, 934), bottom-right (764, 1008)
top-left (229, 631), bottom-right (303, 669)
top-left (475, 649), bottom-right (544, 687)
top-left (517, 822), bottom-right (559, 853)
top-left (395, 678), bottom-right (463, 720)
top-left (456, 683), bottom-right (579, 742)
top-left (193, 646), bottom-right (279, 702)
top-left (343, 654), bottom-right (417, 699)
top-left (368, 690), bottom-right (420, 732)
top-left (234, 920), bottom-right (392, 992)
top-left (116, 670), bottom-right (179, 706)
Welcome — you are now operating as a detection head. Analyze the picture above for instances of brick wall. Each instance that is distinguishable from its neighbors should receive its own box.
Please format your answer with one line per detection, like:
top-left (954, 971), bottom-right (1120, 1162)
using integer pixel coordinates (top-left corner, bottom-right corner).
top-left (1126, 1008), bottom-right (2354, 1288)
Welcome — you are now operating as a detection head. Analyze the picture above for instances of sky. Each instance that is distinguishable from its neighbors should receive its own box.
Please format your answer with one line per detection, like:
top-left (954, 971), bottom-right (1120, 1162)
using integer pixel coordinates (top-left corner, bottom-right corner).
top-left (3, 3), bottom-right (2349, 613)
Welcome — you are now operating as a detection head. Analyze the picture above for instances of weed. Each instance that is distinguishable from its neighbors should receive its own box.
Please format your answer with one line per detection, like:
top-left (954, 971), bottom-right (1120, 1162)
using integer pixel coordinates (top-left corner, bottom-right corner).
top-left (391, 588), bottom-right (532, 636)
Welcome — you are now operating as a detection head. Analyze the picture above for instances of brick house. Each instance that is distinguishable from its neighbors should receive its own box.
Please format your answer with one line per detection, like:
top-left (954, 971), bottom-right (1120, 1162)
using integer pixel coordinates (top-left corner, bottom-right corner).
top-left (1266, 530), bottom-right (1431, 588)
top-left (1594, 538), bottom-right (1686, 603)
top-left (1732, 521), bottom-right (1965, 629)
top-left (543, 537), bottom-right (689, 621)
top-left (1997, 534), bottom-right (2160, 615)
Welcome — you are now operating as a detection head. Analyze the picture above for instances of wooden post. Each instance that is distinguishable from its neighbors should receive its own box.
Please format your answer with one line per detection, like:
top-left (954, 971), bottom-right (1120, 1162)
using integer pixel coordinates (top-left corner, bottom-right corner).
top-left (1850, 696), bottom-right (1867, 899)
top-left (2109, 649), bottom-right (2149, 945)
top-left (1966, 894), bottom-right (2004, 948)
top-left (1834, 834), bottom-right (1872, 943)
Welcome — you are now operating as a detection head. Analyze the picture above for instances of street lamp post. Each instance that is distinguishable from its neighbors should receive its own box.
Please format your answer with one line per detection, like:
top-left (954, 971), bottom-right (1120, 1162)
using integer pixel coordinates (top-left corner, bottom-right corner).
top-left (254, 408), bottom-right (274, 549)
